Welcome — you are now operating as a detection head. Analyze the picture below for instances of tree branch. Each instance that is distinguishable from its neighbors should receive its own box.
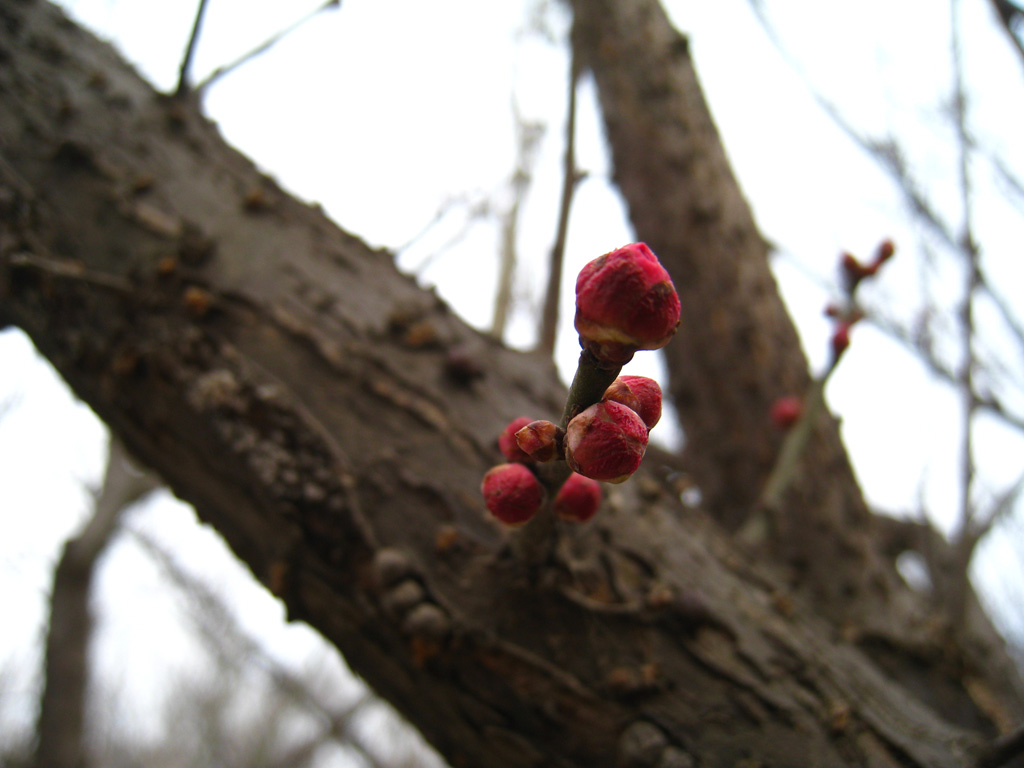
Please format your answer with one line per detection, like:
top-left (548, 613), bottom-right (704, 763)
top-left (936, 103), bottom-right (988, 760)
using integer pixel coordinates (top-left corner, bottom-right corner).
top-left (34, 438), bottom-right (158, 768)
top-left (537, 46), bottom-right (581, 357)
top-left (196, 0), bottom-right (341, 95)
top-left (3, 3), bottom-right (1022, 765)
top-left (987, 0), bottom-right (1024, 76)
top-left (175, 0), bottom-right (210, 96)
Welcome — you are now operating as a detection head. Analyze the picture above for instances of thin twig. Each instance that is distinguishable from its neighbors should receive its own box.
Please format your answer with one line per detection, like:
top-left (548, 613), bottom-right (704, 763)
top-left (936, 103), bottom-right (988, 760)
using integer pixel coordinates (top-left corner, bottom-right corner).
top-left (950, 0), bottom-right (981, 548)
top-left (982, 280), bottom-right (1024, 369)
top-left (969, 467), bottom-right (1024, 544)
top-left (491, 103), bottom-right (544, 339)
top-left (537, 47), bottom-right (582, 356)
top-left (869, 310), bottom-right (1024, 435)
top-left (175, 0), bottom-right (211, 96)
top-left (745, 2), bottom-right (959, 252)
top-left (403, 199), bottom-right (495, 277)
top-left (987, 0), bottom-right (1024, 75)
top-left (129, 527), bottom-right (387, 768)
top-left (196, 0), bottom-right (341, 95)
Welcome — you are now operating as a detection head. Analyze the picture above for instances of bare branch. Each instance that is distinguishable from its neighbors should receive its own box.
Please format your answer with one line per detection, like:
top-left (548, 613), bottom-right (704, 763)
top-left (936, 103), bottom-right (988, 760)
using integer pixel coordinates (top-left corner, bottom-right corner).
top-left (745, 2), bottom-right (959, 251)
top-left (950, 0), bottom-right (982, 556)
top-left (175, 0), bottom-right (211, 96)
top-left (536, 47), bottom-right (582, 356)
top-left (987, 0), bottom-right (1024, 75)
top-left (981, 279), bottom-right (1024, 371)
top-left (969, 468), bottom-right (1024, 545)
top-left (491, 102), bottom-right (544, 339)
top-left (196, 0), bottom-right (341, 95)
top-left (34, 438), bottom-right (159, 768)
top-left (870, 310), bottom-right (1024, 435)
top-left (127, 528), bottom-right (391, 768)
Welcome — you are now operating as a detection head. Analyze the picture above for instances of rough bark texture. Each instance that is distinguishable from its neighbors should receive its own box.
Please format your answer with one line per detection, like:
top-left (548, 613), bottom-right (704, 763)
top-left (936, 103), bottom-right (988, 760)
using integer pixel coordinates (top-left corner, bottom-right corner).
top-left (1, 1), bottom-right (1022, 767)
top-left (571, 0), bottom-right (1024, 740)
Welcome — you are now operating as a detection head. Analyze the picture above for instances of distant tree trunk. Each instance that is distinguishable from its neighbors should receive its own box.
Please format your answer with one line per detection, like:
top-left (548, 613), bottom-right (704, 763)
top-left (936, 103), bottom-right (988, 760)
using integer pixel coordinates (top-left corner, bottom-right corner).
top-left (2, 2), bottom-right (1022, 767)
top-left (34, 439), bottom-right (156, 768)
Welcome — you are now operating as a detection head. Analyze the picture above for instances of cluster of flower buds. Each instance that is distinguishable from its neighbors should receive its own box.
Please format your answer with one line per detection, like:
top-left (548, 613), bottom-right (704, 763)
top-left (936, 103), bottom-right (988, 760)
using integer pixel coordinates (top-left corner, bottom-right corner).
top-left (564, 375), bottom-right (664, 483)
top-left (483, 421), bottom-right (603, 525)
top-left (481, 243), bottom-right (679, 529)
top-left (768, 239), bottom-right (895, 432)
top-left (828, 239), bottom-right (895, 363)
top-left (840, 239), bottom-right (894, 293)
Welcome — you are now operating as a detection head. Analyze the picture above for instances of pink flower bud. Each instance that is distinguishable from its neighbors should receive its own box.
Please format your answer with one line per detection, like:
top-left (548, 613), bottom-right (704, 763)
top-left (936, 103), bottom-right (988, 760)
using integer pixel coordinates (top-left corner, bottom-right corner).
top-left (770, 396), bottom-right (803, 430)
top-left (574, 243), bottom-right (681, 364)
top-left (498, 417), bottom-right (534, 462)
top-left (554, 473), bottom-right (603, 523)
top-left (514, 420), bottom-right (564, 462)
top-left (602, 375), bottom-right (662, 430)
top-left (565, 400), bottom-right (649, 484)
top-left (481, 463), bottom-right (545, 526)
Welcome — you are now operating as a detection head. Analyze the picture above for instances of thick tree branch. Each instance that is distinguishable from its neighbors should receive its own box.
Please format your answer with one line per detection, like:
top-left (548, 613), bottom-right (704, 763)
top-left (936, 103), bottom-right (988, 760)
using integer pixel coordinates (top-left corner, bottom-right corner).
top-left (2, 2), bottom-right (1022, 766)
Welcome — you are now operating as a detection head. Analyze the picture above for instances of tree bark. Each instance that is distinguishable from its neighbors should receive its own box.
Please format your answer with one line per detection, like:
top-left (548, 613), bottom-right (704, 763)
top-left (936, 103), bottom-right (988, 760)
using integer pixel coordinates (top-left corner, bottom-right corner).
top-left (570, 0), bottom-right (1024, 738)
top-left (1, 1), bottom-right (1021, 766)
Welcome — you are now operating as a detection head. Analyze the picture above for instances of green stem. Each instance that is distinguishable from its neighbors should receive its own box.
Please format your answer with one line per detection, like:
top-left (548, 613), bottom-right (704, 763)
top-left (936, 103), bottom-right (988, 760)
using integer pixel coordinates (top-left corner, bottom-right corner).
top-left (512, 349), bottom-right (622, 565)
top-left (560, 349), bottom-right (622, 428)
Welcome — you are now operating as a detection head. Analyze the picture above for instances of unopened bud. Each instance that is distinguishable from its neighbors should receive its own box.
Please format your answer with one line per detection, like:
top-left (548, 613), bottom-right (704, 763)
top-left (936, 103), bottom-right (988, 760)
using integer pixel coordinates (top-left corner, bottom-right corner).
top-left (873, 239), bottom-right (895, 266)
top-left (602, 375), bottom-right (663, 429)
top-left (831, 322), bottom-right (851, 359)
top-left (565, 400), bottom-right (649, 484)
top-left (514, 420), bottom-right (563, 462)
top-left (481, 463), bottom-right (545, 526)
top-left (498, 417), bottom-right (534, 462)
top-left (554, 472), bottom-right (603, 523)
top-left (574, 243), bottom-right (681, 365)
top-left (770, 396), bottom-right (803, 430)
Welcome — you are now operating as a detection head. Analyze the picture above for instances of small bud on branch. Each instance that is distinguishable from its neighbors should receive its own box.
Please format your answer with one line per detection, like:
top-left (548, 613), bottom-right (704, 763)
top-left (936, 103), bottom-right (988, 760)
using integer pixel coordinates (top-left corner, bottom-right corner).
top-left (515, 420), bottom-right (564, 462)
top-left (574, 243), bottom-right (681, 365)
top-left (603, 375), bottom-right (663, 430)
top-left (554, 473), bottom-right (603, 522)
top-left (481, 463), bottom-right (546, 526)
top-left (565, 400), bottom-right (649, 484)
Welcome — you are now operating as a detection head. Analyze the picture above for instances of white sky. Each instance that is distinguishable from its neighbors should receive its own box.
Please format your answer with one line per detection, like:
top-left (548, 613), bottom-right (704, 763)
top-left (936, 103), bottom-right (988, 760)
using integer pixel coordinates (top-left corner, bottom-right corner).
top-left (2, 0), bottom-right (1024, 756)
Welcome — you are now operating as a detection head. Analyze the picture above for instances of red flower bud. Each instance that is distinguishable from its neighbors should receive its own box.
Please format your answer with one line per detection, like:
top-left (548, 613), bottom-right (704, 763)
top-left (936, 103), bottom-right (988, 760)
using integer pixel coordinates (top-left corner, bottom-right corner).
top-left (565, 400), bottom-right (649, 484)
top-left (840, 252), bottom-right (874, 289)
top-left (770, 396), bottom-right (803, 430)
top-left (481, 463), bottom-right (545, 526)
top-left (831, 322), bottom-right (851, 359)
top-left (498, 417), bottom-right (534, 462)
top-left (602, 375), bottom-right (662, 429)
top-left (575, 243), bottom-right (681, 364)
top-left (554, 473), bottom-right (603, 523)
top-left (873, 239), bottom-right (895, 267)
top-left (514, 420), bottom-right (564, 462)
